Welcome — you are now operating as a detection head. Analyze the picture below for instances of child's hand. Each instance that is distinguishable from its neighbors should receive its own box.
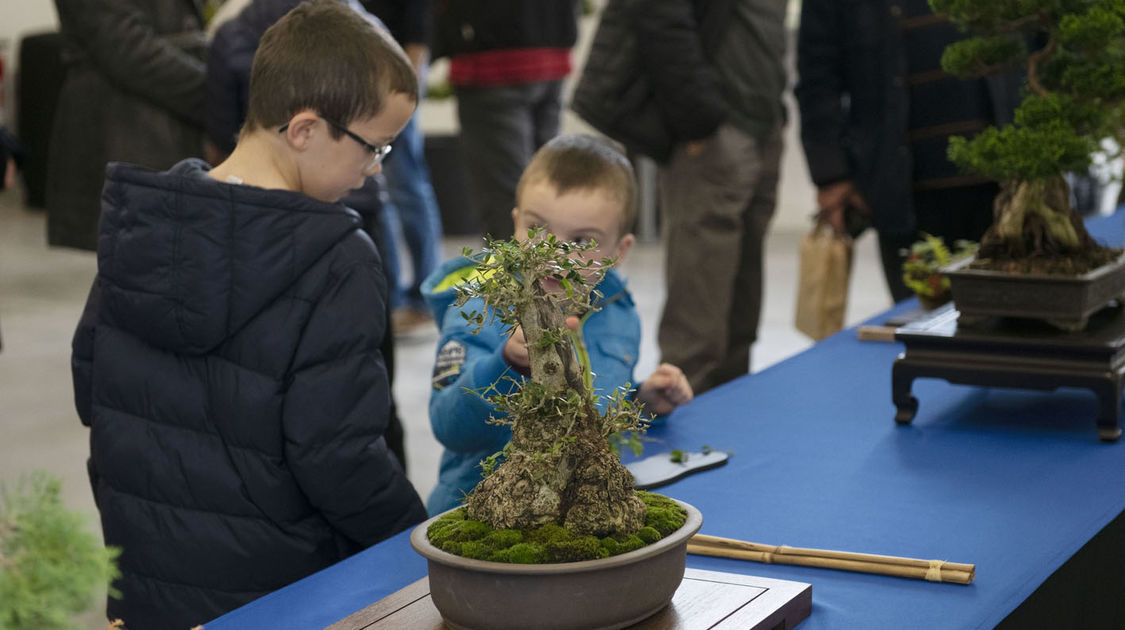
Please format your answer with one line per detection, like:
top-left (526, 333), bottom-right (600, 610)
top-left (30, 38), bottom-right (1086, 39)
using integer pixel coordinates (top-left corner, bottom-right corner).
top-left (636, 363), bottom-right (693, 415)
top-left (502, 326), bottom-right (532, 371)
top-left (503, 316), bottom-right (581, 372)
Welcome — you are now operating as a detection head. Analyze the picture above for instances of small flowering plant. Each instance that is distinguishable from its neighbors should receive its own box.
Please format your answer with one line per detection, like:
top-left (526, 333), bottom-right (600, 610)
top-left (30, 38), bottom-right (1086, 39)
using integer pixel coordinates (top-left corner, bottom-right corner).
top-left (902, 233), bottom-right (979, 307)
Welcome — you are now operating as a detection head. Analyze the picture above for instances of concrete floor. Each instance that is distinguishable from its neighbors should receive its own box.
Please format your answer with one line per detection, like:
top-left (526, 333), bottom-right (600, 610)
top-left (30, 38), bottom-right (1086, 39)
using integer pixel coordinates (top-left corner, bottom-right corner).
top-left (0, 171), bottom-right (892, 625)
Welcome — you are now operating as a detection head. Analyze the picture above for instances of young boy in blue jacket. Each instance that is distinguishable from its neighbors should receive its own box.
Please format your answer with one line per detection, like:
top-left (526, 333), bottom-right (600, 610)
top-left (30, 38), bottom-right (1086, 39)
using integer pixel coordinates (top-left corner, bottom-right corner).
top-left (424, 134), bottom-right (694, 515)
top-left (72, 3), bottom-right (426, 628)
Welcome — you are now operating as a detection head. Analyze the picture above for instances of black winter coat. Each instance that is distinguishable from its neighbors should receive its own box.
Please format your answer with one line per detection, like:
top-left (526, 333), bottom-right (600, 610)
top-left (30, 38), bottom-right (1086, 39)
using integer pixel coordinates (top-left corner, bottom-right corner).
top-left (572, 0), bottom-right (729, 163)
top-left (432, 0), bottom-right (578, 59)
top-left (72, 159), bottom-right (426, 630)
top-left (795, 0), bottom-right (1023, 233)
top-left (362, 0), bottom-right (433, 45)
top-left (47, 0), bottom-right (206, 251)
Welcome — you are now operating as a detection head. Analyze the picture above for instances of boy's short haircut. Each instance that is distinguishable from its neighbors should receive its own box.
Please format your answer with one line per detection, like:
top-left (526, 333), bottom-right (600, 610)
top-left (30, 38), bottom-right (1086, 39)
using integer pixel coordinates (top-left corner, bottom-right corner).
top-left (243, 0), bottom-right (418, 138)
top-left (516, 134), bottom-right (638, 236)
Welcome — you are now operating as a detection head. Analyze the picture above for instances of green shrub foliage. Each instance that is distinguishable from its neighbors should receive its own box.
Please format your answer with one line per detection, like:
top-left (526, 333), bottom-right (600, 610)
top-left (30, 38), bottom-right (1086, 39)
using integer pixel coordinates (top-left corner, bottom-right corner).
top-left (931, 0), bottom-right (1125, 180)
top-left (0, 473), bottom-right (119, 630)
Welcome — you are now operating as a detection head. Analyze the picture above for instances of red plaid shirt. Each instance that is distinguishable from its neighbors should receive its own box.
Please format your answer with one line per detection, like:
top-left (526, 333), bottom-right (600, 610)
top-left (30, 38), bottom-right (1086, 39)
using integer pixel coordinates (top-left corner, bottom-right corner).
top-left (449, 47), bottom-right (572, 86)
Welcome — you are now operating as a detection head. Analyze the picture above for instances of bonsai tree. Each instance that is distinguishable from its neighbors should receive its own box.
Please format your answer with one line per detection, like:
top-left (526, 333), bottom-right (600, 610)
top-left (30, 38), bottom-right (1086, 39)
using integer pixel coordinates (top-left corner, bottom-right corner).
top-left (0, 472), bottom-right (119, 630)
top-left (454, 229), bottom-right (650, 537)
top-left (930, 0), bottom-right (1125, 273)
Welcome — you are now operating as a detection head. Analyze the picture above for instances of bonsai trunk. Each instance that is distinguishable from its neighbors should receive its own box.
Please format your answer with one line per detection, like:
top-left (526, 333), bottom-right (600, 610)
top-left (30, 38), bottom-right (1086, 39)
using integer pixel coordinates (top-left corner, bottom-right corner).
top-left (465, 279), bottom-right (645, 537)
top-left (975, 176), bottom-right (1118, 274)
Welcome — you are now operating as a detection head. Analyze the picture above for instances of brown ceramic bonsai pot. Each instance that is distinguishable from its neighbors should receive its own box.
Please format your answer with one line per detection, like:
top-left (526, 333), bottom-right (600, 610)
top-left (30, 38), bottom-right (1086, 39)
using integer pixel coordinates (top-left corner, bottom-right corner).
top-left (943, 253), bottom-right (1125, 330)
top-left (410, 499), bottom-right (703, 630)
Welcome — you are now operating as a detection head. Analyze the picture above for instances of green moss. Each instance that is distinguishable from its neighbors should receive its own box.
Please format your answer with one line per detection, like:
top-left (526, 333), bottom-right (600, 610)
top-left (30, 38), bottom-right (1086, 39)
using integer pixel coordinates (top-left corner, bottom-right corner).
top-left (636, 526), bottom-right (662, 545)
top-left (427, 509), bottom-right (492, 549)
top-left (546, 535), bottom-right (607, 562)
top-left (484, 528), bottom-right (524, 548)
top-left (528, 522), bottom-right (571, 545)
top-left (427, 491), bottom-right (688, 564)
top-left (638, 491), bottom-right (688, 537)
top-left (496, 542), bottom-right (548, 564)
top-left (459, 540), bottom-right (495, 561)
top-left (600, 533), bottom-right (646, 556)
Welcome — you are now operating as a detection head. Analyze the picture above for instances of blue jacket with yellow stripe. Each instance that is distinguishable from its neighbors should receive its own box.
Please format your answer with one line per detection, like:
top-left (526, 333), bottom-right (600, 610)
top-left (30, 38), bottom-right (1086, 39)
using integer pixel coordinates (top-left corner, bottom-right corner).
top-left (423, 257), bottom-right (642, 515)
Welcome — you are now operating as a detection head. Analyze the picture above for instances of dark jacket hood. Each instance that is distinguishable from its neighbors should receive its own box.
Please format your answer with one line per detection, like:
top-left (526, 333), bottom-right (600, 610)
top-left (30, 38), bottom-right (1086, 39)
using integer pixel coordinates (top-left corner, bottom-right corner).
top-left (96, 158), bottom-right (362, 355)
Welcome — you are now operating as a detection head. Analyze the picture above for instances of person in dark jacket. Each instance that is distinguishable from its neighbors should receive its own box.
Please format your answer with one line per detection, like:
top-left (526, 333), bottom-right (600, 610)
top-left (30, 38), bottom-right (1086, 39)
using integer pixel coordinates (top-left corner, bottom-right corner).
top-left (72, 3), bottom-right (426, 627)
top-left (576, 0), bottom-right (787, 394)
top-left (795, 0), bottom-right (1023, 301)
top-left (47, 0), bottom-right (206, 251)
top-left (435, 0), bottom-right (580, 240)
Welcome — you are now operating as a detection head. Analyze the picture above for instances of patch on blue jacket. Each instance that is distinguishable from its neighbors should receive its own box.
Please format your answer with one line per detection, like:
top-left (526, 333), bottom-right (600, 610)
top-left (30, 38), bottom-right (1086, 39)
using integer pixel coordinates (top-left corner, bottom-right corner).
top-left (432, 340), bottom-right (466, 390)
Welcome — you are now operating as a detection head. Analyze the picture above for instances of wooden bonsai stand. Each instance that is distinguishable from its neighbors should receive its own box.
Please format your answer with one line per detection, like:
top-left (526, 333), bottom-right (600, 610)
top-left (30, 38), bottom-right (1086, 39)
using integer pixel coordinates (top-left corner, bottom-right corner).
top-left (892, 303), bottom-right (1125, 442)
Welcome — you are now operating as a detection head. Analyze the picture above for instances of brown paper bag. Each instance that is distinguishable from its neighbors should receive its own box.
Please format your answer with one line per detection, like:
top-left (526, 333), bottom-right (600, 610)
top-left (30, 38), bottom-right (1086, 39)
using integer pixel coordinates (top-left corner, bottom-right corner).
top-left (795, 227), bottom-right (852, 340)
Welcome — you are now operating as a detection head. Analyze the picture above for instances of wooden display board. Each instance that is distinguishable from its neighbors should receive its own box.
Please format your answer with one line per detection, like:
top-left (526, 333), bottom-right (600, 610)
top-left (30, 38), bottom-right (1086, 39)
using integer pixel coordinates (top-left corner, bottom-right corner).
top-left (326, 568), bottom-right (812, 630)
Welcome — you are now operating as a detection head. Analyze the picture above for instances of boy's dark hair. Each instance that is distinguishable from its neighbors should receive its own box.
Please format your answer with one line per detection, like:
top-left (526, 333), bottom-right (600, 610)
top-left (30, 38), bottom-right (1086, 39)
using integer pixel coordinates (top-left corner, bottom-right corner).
top-left (244, 0), bottom-right (418, 138)
top-left (517, 134), bottom-right (638, 236)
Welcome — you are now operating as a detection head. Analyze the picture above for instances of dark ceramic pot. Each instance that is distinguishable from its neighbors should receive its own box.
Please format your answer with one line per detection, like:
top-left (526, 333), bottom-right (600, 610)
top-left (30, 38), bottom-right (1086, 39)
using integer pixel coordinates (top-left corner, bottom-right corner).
top-left (410, 499), bottom-right (703, 630)
top-left (944, 253), bottom-right (1125, 330)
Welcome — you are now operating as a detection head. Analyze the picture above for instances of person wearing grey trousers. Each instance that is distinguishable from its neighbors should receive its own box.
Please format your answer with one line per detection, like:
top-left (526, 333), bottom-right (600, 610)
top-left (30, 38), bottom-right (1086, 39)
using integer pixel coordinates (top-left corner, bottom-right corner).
top-left (637, 0), bottom-right (789, 394)
top-left (435, 0), bottom-right (579, 240)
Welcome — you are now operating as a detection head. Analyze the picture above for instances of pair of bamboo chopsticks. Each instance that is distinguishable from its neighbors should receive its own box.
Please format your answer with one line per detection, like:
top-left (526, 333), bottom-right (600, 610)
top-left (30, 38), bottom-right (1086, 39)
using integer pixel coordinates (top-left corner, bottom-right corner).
top-left (687, 534), bottom-right (975, 585)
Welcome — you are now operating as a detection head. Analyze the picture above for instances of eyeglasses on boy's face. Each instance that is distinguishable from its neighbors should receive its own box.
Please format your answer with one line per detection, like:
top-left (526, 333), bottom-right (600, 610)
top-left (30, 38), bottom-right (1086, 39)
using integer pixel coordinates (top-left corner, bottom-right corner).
top-left (279, 116), bottom-right (392, 171)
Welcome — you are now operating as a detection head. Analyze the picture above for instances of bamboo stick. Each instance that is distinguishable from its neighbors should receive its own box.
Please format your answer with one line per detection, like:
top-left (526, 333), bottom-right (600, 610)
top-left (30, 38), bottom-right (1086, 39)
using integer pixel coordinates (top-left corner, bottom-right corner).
top-left (687, 534), bottom-right (974, 585)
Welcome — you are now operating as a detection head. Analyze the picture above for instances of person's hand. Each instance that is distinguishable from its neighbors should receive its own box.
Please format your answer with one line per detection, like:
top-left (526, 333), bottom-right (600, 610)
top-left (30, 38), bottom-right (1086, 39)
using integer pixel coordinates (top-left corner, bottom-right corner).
top-left (3, 159), bottom-right (15, 191)
top-left (685, 140), bottom-right (707, 158)
top-left (503, 316), bottom-right (581, 371)
top-left (636, 363), bottom-right (693, 416)
top-left (816, 180), bottom-right (868, 235)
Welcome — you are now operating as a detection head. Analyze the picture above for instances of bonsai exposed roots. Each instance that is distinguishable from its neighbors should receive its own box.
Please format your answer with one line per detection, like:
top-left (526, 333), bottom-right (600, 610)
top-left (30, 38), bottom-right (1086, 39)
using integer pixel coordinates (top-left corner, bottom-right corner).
top-left (974, 178), bottom-right (1120, 274)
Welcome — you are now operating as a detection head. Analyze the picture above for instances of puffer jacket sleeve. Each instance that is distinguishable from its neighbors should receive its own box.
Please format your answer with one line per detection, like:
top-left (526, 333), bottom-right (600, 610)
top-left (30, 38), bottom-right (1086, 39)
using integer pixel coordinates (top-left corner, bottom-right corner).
top-left (633, 0), bottom-right (726, 143)
top-left (429, 305), bottom-right (523, 454)
top-left (794, 0), bottom-right (851, 186)
top-left (55, 0), bottom-right (206, 126)
top-left (282, 261), bottom-right (425, 548)
top-left (72, 277), bottom-right (101, 427)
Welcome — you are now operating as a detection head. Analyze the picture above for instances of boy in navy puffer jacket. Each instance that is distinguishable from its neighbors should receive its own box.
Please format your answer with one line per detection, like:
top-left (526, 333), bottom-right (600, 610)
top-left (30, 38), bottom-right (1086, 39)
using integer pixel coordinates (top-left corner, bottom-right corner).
top-left (72, 3), bottom-right (426, 628)
top-left (424, 134), bottom-right (694, 515)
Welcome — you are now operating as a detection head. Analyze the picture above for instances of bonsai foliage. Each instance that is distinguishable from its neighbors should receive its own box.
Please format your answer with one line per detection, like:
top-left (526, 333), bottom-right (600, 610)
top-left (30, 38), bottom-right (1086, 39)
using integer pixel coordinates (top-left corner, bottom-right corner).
top-left (454, 229), bottom-right (650, 538)
top-left (0, 472), bottom-right (120, 630)
top-left (930, 0), bottom-right (1124, 272)
top-left (902, 233), bottom-right (979, 298)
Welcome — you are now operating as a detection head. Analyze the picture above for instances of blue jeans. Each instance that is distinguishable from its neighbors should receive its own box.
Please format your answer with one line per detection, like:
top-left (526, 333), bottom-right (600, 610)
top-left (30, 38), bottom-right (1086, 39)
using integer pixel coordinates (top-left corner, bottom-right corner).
top-left (380, 112), bottom-right (443, 310)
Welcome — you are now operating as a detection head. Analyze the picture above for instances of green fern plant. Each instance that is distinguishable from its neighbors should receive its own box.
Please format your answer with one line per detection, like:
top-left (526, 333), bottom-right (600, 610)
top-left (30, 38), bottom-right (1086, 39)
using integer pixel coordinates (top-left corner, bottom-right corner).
top-left (902, 233), bottom-right (979, 299)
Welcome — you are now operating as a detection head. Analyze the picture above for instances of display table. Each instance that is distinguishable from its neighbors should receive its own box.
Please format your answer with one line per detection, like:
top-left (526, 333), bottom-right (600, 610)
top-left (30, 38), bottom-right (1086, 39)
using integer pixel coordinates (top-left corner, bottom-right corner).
top-left (206, 213), bottom-right (1125, 630)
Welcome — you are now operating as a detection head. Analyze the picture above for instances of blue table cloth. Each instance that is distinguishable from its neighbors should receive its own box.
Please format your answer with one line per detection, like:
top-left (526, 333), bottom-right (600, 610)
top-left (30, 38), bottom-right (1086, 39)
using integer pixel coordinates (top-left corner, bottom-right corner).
top-left (208, 213), bottom-right (1125, 630)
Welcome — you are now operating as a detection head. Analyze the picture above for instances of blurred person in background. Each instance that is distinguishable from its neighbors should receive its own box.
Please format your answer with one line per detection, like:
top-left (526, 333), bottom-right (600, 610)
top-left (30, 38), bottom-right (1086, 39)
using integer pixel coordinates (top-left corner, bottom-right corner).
top-left (48, 0), bottom-right (206, 251)
top-left (434, 0), bottom-right (580, 241)
top-left (364, 0), bottom-right (445, 335)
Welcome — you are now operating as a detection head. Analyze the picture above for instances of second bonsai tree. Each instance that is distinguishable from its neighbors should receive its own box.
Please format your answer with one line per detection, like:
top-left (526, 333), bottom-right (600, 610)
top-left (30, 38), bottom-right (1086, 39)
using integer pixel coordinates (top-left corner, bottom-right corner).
top-left (932, 0), bottom-right (1124, 274)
